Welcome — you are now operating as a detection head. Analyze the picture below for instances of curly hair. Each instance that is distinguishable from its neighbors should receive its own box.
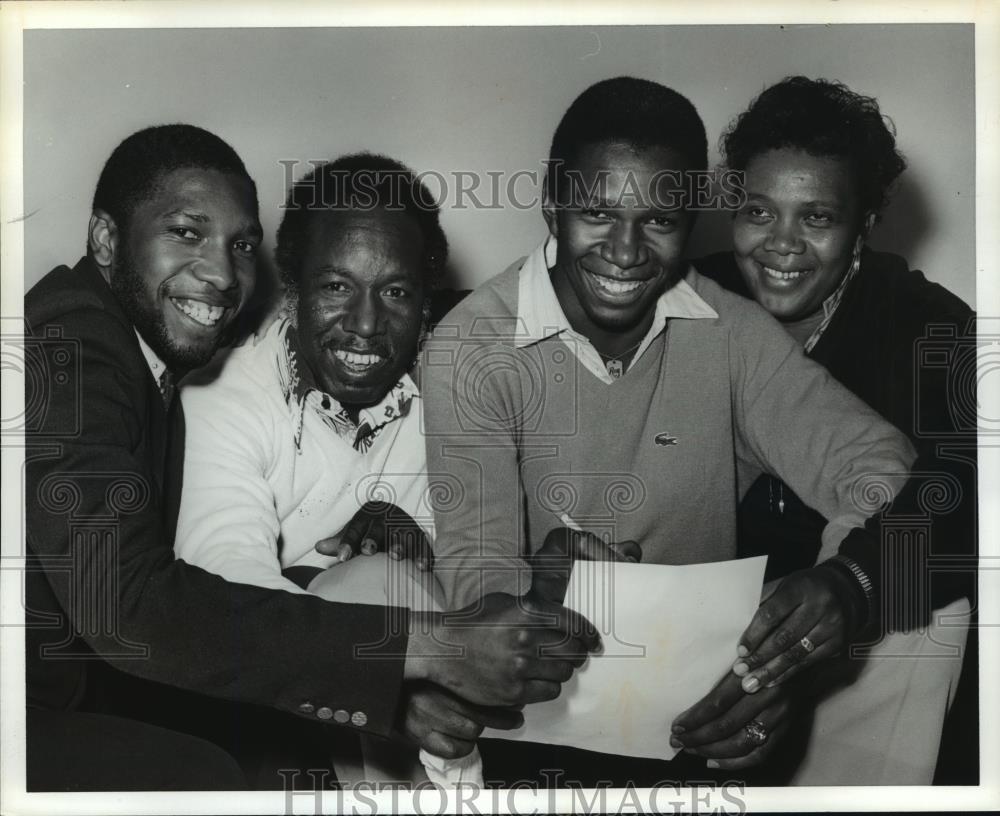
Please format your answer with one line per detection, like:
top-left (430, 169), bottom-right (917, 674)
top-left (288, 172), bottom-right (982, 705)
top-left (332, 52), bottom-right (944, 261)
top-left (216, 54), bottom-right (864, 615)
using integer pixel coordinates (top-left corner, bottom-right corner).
top-left (275, 152), bottom-right (448, 291)
top-left (721, 76), bottom-right (907, 217)
top-left (91, 124), bottom-right (256, 237)
top-left (547, 76), bottom-right (708, 203)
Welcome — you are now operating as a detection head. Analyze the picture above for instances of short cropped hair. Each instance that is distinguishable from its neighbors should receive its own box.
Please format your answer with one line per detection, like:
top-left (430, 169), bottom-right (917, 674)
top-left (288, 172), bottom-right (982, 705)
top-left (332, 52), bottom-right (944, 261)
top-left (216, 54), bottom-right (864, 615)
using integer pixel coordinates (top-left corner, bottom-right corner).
top-left (92, 124), bottom-right (257, 232)
top-left (275, 153), bottom-right (448, 290)
top-left (721, 76), bottom-right (907, 217)
top-left (547, 76), bottom-right (708, 202)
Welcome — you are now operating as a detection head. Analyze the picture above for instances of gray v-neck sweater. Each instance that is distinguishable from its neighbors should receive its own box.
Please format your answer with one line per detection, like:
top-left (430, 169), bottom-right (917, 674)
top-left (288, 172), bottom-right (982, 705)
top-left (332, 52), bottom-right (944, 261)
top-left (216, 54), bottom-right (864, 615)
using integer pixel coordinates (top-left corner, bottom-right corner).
top-left (422, 263), bottom-right (915, 609)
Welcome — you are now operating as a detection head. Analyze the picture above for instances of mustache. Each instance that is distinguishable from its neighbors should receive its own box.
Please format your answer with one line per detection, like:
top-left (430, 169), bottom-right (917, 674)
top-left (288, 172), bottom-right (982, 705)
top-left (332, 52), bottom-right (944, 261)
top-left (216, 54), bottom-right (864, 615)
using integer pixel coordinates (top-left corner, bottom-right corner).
top-left (170, 289), bottom-right (240, 309)
top-left (579, 256), bottom-right (653, 281)
top-left (322, 339), bottom-right (392, 357)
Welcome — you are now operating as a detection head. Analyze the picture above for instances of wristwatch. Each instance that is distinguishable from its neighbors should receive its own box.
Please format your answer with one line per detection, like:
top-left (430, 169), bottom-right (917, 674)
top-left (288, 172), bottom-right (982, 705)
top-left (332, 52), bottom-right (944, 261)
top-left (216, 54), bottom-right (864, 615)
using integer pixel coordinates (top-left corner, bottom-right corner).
top-left (823, 554), bottom-right (876, 629)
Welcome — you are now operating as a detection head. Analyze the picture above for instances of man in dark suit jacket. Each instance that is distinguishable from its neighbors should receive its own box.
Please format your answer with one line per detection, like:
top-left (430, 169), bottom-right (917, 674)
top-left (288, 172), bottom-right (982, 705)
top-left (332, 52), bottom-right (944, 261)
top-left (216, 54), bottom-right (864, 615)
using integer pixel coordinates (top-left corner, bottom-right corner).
top-left (24, 124), bottom-right (597, 791)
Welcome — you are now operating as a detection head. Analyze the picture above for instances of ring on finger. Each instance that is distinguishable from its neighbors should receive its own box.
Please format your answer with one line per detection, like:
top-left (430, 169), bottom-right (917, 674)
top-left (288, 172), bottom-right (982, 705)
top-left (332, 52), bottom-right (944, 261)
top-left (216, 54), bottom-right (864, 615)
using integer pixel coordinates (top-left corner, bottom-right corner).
top-left (742, 719), bottom-right (769, 749)
top-left (799, 636), bottom-right (816, 654)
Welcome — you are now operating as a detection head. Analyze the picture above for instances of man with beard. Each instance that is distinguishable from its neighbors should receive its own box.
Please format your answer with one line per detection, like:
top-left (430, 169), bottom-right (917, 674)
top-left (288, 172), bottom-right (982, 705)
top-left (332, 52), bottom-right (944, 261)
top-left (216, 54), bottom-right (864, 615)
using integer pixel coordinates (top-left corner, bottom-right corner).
top-left (25, 128), bottom-right (596, 791)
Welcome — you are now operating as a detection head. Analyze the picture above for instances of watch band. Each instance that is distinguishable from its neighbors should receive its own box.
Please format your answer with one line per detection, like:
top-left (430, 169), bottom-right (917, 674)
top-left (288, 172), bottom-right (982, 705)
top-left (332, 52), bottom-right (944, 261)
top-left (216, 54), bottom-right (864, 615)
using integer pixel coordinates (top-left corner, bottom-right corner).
top-left (825, 554), bottom-right (877, 628)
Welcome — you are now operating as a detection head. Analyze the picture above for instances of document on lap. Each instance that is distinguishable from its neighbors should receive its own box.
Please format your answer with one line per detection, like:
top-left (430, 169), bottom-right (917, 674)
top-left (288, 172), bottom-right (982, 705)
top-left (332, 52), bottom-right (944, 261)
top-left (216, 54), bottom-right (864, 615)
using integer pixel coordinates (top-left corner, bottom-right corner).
top-left (483, 557), bottom-right (768, 760)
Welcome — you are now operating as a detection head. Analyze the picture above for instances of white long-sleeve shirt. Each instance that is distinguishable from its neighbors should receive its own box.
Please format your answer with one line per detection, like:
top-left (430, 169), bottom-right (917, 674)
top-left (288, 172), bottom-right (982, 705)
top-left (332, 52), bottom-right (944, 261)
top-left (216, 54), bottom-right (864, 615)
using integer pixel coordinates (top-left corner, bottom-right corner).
top-left (175, 318), bottom-right (431, 594)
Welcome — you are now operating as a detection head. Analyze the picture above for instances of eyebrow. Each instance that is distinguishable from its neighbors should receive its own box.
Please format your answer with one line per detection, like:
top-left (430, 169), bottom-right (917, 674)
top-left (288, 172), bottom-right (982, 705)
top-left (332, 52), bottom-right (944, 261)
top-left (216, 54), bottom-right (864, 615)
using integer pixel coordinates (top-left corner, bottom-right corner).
top-left (163, 208), bottom-right (210, 222)
top-left (311, 266), bottom-right (352, 278)
top-left (745, 193), bottom-right (840, 208)
top-left (163, 209), bottom-right (263, 238)
top-left (579, 192), bottom-right (680, 208)
top-left (310, 266), bottom-right (417, 285)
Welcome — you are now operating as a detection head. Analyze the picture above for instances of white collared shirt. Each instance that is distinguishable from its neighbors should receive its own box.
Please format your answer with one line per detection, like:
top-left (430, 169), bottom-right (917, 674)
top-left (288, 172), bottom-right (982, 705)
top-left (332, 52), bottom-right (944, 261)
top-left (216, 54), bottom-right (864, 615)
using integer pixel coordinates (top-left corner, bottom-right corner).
top-left (134, 329), bottom-right (167, 384)
top-left (514, 237), bottom-right (718, 384)
top-left (175, 319), bottom-right (430, 594)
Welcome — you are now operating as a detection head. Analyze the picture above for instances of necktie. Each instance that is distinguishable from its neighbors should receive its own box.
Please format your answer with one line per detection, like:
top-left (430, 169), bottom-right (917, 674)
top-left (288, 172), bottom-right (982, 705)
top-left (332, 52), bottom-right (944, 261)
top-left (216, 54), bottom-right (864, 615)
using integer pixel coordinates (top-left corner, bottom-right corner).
top-left (158, 369), bottom-right (175, 408)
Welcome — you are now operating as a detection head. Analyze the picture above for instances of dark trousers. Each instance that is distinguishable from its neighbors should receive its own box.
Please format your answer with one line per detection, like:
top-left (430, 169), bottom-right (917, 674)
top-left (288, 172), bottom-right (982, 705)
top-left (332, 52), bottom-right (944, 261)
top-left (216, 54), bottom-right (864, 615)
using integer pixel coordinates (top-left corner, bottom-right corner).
top-left (27, 709), bottom-right (247, 791)
top-left (28, 663), bottom-right (343, 791)
top-left (478, 738), bottom-right (747, 788)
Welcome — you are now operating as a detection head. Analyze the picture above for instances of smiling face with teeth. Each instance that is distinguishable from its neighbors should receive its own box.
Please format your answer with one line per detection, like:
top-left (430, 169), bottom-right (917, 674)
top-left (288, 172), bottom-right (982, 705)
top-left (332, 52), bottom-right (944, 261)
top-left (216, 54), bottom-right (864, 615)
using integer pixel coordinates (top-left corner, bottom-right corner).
top-left (294, 208), bottom-right (427, 416)
top-left (732, 148), bottom-right (868, 323)
top-left (99, 167), bottom-right (262, 370)
top-left (544, 141), bottom-right (694, 355)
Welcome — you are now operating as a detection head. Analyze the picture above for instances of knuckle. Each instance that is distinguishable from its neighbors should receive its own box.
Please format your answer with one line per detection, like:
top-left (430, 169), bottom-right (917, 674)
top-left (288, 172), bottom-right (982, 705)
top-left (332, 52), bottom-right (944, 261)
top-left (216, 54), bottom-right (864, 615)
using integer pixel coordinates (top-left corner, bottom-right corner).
top-left (436, 739), bottom-right (459, 759)
top-left (757, 605), bottom-right (776, 626)
top-left (718, 716), bottom-right (737, 735)
top-left (506, 681), bottom-right (525, 705)
top-left (773, 628), bottom-right (794, 649)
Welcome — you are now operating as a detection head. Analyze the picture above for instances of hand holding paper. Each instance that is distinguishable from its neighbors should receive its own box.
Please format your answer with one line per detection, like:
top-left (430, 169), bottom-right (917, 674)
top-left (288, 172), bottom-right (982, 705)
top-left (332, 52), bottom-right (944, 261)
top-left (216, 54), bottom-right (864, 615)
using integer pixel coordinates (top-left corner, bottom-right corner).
top-left (483, 556), bottom-right (767, 760)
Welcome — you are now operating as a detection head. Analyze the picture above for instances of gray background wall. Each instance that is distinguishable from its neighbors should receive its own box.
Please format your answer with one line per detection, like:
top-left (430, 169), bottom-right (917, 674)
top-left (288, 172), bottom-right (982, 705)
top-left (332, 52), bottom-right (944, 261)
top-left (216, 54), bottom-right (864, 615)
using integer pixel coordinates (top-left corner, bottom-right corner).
top-left (23, 24), bottom-right (975, 306)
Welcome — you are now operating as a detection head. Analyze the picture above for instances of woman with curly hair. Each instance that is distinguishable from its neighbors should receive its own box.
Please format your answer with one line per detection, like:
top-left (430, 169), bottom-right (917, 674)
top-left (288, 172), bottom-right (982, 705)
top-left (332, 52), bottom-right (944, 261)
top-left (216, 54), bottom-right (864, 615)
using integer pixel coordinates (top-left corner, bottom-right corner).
top-left (694, 76), bottom-right (976, 785)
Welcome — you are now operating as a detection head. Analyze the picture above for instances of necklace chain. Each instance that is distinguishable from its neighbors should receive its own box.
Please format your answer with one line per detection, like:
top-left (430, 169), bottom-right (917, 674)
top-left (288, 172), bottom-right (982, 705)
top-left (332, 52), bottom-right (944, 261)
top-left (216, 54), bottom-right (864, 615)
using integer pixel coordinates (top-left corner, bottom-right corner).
top-left (597, 338), bottom-right (643, 363)
top-left (597, 338), bottom-right (643, 380)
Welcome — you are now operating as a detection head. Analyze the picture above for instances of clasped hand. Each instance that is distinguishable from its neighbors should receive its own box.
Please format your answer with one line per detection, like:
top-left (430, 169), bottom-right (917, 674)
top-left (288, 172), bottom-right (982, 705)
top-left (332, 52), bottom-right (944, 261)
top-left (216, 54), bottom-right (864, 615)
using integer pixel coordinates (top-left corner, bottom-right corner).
top-left (403, 526), bottom-right (640, 756)
top-left (670, 563), bottom-right (861, 768)
top-left (315, 500), bottom-right (433, 570)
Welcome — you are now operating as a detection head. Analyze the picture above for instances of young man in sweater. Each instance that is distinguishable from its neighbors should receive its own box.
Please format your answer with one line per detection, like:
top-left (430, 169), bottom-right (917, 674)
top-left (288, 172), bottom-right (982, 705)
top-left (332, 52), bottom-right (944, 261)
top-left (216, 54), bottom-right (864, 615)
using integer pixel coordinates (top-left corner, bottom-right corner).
top-left (420, 77), bottom-right (917, 784)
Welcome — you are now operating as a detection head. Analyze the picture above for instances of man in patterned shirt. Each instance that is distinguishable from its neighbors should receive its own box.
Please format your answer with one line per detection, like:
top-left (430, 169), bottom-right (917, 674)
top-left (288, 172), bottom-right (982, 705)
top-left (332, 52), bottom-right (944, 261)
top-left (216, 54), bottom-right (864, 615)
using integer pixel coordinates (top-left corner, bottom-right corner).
top-left (176, 152), bottom-right (593, 781)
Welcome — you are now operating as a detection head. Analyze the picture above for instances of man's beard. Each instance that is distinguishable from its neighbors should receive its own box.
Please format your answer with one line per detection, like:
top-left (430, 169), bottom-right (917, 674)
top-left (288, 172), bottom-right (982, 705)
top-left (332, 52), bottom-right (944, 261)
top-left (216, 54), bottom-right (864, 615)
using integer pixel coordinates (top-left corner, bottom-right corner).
top-left (109, 249), bottom-right (227, 372)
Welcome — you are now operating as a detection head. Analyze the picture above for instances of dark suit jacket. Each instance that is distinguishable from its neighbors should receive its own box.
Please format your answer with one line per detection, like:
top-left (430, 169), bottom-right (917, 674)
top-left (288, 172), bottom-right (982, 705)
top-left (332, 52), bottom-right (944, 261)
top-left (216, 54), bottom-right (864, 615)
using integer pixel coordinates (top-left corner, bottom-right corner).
top-left (24, 257), bottom-right (408, 736)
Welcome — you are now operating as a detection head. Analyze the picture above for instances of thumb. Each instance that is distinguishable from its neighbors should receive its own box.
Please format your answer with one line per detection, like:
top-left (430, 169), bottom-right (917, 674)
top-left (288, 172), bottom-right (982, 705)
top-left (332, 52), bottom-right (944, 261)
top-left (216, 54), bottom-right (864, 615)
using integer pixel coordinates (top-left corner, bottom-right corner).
top-left (314, 536), bottom-right (341, 556)
top-left (530, 595), bottom-right (602, 654)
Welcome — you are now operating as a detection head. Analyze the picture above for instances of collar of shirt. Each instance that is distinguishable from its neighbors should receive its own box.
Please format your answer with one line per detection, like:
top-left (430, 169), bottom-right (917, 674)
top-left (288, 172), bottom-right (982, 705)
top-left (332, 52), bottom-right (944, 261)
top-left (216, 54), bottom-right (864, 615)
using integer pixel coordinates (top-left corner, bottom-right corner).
top-left (273, 317), bottom-right (419, 452)
top-left (514, 237), bottom-right (719, 384)
top-left (803, 247), bottom-right (863, 354)
top-left (134, 329), bottom-right (167, 383)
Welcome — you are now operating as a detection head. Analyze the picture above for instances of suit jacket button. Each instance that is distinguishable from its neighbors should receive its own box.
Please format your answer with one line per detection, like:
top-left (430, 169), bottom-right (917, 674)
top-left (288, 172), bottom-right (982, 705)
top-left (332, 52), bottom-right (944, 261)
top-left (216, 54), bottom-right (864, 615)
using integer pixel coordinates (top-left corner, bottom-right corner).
top-left (316, 707), bottom-right (333, 720)
top-left (351, 711), bottom-right (368, 727)
top-left (298, 702), bottom-right (315, 714)
top-left (333, 709), bottom-right (350, 724)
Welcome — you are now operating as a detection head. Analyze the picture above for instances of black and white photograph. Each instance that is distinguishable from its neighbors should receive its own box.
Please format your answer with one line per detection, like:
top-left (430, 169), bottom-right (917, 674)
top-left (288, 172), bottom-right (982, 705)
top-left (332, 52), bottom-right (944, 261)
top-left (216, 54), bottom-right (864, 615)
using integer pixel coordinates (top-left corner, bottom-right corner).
top-left (1, 2), bottom-right (997, 813)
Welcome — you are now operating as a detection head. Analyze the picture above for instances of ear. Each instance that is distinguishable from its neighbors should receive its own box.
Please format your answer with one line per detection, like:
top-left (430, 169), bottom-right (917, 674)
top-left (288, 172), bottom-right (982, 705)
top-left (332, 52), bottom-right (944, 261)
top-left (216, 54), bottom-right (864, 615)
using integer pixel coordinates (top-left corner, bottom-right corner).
top-left (541, 186), bottom-right (559, 239)
top-left (88, 210), bottom-right (119, 280)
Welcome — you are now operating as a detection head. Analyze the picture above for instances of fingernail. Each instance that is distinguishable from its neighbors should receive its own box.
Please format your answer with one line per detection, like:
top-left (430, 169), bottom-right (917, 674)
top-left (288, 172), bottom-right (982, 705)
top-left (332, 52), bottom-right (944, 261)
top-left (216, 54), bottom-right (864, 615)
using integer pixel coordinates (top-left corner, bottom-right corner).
top-left (706, 760), bottom-right (720, 769)
top-left (743, 676), bottom-right (760, 693)
top-left (669, 737), bottom-right (683, 749)
top-left (737, 644), bottom-right (749, 657)
top-left (733, 661), bottom-right (748, 676)
top-left (671, 725), bottom-right (685, 735)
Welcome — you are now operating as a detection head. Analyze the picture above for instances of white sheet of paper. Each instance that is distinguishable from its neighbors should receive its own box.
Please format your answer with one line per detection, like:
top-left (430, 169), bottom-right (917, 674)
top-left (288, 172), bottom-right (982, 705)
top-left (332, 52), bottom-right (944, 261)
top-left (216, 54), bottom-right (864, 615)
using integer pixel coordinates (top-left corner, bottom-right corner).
top-left (306, 552), bottom-right (445, 613)
top-left (483, 556), bottom-right (767, 760)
